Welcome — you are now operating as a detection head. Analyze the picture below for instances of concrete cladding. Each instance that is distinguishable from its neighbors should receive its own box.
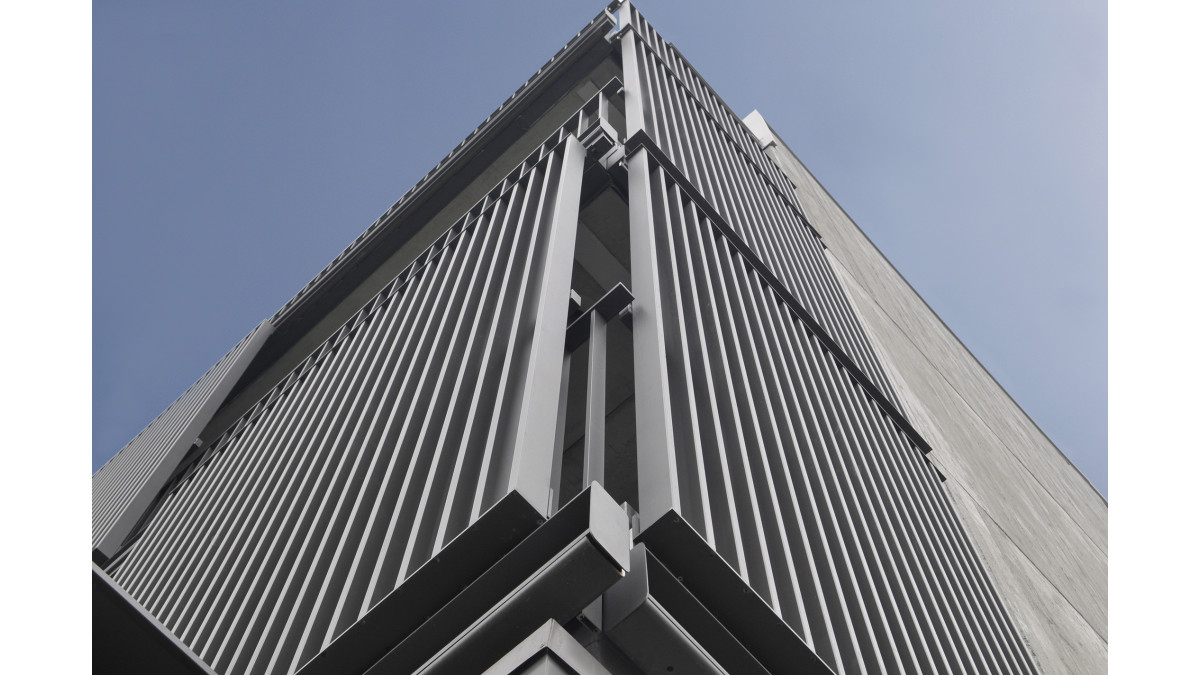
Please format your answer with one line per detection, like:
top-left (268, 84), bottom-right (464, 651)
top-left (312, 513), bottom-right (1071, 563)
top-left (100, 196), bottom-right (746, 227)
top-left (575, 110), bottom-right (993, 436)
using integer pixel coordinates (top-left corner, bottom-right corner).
top-left (744, 109), bottom-right (1107, 674)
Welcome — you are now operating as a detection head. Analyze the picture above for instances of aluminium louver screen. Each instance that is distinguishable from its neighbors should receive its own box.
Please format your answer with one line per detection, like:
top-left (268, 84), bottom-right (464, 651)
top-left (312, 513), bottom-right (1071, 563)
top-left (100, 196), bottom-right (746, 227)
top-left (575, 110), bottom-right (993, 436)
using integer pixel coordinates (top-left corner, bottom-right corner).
top-left (620, 6), bottom-right (901, 408)
top-left (629, 152), bottom-right (1038, 674)
top-left (92, 4), bottom-right (1074, 673)
top-left (103, 134), bottom-right (585, 675)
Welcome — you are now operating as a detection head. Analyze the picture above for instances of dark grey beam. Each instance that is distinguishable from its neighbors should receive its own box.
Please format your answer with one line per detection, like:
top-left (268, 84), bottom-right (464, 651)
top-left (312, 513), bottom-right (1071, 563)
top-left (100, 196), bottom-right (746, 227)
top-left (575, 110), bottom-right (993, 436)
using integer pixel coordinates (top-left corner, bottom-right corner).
top-left (635, 512), bottom-right (837, 675)
top-left (297, 485), bottom-right (629, 675)
top-left (584, 312), bottom-right (607, 488)
top-left (93, 564), bottom-right (219, 675)
top-left (481, 620), bottom-right (614, 675)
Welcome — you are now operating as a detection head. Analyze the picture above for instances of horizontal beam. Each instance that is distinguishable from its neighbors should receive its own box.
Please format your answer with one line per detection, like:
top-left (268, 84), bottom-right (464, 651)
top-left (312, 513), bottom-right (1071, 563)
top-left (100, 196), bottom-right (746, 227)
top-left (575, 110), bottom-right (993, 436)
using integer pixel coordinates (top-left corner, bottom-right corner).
top-left (565, 283), bottom-right (634, 353)
top-left (480, 620), bottom-right (611, 675)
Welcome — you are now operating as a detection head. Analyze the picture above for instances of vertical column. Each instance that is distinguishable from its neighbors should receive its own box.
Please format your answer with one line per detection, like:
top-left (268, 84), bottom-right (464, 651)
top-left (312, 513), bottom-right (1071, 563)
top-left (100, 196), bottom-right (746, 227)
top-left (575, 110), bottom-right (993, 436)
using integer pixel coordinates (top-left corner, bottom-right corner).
top-left (622, 1), bottom-right (675, 527)
top-left (506, 135), bottom-right (587, 516)
top-left (549, 350), bottom-right (572, 514)
top-left (628, 149), bottom-right (680, 527)
top-left (620, 25), bottom-right (646, 138)
top-left (583, 313), bottom-right (607, 487)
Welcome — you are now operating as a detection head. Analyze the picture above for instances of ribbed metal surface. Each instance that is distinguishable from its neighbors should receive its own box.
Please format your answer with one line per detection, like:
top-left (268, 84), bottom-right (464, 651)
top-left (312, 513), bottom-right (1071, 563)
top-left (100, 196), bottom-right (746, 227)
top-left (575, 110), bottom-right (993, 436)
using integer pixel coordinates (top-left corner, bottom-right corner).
top-left (633, 151), bottom-right (1037, 675)
top-left (92, 321), bottom-right (272, 553)
top-left (622, 6), bottom-right (900, 408)
top-left (626, 6), bottom-right (796, 202)
top-left (102, 134), bottom-right (585, 675)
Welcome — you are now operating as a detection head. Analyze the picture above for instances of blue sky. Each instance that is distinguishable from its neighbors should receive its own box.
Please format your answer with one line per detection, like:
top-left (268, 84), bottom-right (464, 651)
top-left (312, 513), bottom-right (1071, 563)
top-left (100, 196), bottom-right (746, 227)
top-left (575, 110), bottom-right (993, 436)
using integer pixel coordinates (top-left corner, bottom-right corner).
top-left (93, 0), bottom-right (1107, 496)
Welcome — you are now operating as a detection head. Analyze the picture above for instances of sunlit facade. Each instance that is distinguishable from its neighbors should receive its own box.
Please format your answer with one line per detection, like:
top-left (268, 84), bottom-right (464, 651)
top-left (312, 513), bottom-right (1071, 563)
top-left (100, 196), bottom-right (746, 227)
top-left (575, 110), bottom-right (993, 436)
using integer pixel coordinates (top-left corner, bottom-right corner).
top-left (93, 4), bottom-right (1106, 673)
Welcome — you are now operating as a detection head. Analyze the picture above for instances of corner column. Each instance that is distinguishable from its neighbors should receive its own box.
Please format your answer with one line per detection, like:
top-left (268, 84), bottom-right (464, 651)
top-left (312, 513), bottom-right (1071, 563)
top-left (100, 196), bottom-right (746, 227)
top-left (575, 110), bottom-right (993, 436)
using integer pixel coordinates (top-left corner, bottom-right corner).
top-left (507, 135), bottom-right (588, 516)
top-left (627, 148), bottom-right (680, 528)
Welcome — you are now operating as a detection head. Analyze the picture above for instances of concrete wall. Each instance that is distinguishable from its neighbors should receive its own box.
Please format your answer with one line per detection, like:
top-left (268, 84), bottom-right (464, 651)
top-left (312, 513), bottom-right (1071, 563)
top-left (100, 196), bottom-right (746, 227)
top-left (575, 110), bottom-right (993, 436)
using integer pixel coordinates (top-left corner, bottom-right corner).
top-left (744, 111), bottom-right (1106, 674)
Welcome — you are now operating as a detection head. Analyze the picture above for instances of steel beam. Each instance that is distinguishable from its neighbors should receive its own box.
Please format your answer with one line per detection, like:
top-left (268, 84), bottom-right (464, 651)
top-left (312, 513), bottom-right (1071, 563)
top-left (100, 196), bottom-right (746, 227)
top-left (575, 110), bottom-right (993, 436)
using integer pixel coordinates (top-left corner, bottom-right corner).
top-left (619, 22), bottom-right (645, 137)
top-left (481, 620), bottom-right (613, 675)
top-left (550, 351), bottom-right (572, 514)
top-left (297, 485), bottom-right (628, 675)
top-left (635, 511), bottom-right (837, 674)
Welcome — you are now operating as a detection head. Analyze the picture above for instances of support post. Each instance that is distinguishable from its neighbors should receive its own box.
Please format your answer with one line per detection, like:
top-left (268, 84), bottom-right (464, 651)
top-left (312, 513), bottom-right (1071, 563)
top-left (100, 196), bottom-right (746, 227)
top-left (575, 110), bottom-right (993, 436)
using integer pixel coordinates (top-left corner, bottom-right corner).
top-left (620, 26), bottom-right (645, 138)
top-left (549, 351), bottom-right (572, 514)
top-left (583, 312), bottom-right (607, 487)
top-left (626, 149), bottom-right (680, 527)
top-left (507, 135), bottom-right (587, 516)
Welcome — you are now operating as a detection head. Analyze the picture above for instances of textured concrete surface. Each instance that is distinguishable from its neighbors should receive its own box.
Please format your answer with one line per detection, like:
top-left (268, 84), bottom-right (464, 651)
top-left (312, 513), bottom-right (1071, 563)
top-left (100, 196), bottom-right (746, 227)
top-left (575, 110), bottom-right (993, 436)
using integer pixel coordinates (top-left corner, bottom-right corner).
top-left (744, 111), bottom-right (1107, 674)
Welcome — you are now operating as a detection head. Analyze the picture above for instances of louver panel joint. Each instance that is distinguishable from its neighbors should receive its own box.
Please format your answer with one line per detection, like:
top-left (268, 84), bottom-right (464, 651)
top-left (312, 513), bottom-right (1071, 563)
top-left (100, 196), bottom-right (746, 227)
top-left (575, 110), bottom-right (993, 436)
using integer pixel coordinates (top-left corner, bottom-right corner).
top-left (92, 319), bottom-right (274, 561)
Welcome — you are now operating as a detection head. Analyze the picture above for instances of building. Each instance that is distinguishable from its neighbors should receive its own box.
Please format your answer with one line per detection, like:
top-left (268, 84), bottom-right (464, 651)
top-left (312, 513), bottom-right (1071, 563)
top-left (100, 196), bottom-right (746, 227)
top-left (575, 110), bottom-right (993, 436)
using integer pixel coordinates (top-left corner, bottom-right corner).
top-left (92, 3), bottom-right (1107, 673)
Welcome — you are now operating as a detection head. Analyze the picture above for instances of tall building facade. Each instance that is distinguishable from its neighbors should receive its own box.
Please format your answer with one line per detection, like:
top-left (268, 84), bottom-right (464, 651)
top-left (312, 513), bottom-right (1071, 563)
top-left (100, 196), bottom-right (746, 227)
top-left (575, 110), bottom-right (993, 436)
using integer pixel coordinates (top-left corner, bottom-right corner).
top-left (92, 4), bottom-right (1107, 674)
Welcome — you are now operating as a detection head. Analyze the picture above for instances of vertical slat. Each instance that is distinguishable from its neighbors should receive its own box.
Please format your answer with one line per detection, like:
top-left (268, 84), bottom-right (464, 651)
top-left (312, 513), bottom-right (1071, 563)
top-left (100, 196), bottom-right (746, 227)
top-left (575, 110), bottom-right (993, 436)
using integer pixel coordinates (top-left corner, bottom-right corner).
top-left (622, 26), bottom-right (905, 410)
top-left (549, 351), bottom-right (572, 513)
top-left (620, 30), bottom-right (646, 138)
top-left (505, 134), bottom-right (586, 515)
top-left (276, 194), bottom-right (510, 674)
top-left (688, 208), bottom-right (779, 604)
top-left (583, 312), bottom-right (607, 487)
top-left (433, 177), bottom-right (539, 540)
top-left (468, 158), bottom-right (557, 520)
top-left (628, 149), bottom-right (681, 528)
top-left (654, 178), bottom-right (714, 545)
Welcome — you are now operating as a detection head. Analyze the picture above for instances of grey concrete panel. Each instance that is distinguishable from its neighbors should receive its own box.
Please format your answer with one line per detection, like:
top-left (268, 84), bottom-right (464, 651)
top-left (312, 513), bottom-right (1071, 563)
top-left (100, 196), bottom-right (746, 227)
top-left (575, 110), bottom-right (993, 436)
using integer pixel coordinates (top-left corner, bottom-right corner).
top-left (744, 111), bottom-right (1107, 672)
top-left (839, 273), bottom-right (1107, 639)
top-left (941, 483), bottom-right (1108, 675)
top-left (758, 128), bottom-right (1106, 549)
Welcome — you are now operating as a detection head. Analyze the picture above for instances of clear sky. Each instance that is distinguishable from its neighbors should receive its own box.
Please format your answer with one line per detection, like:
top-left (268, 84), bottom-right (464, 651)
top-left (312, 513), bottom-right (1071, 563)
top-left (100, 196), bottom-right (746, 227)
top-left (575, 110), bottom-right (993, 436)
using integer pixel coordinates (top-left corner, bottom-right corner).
top-left (93, 0), bottom-right (1107, 496)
